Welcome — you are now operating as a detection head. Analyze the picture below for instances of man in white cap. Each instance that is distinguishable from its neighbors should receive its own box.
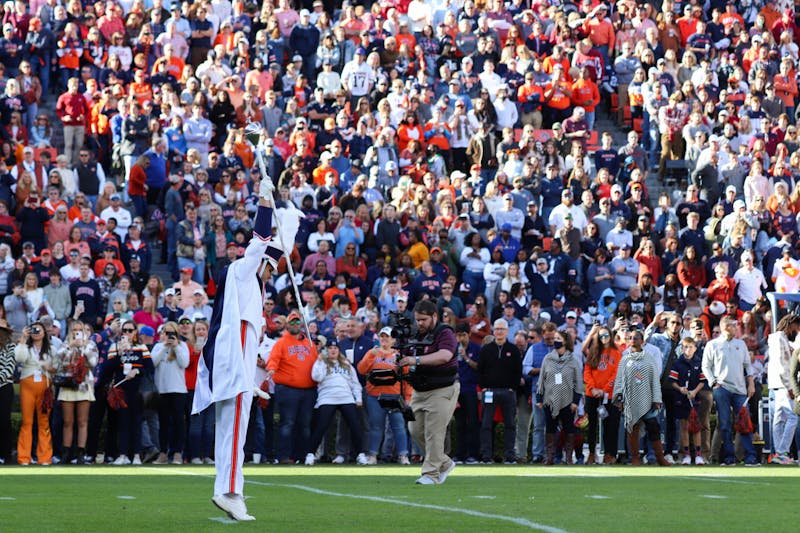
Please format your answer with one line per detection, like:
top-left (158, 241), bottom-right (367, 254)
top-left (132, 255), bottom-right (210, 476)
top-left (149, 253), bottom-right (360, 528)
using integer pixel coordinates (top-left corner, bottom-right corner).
top-left (193, 177), bottom-right (280, 521)
top-left (288, 9), bottom-right (319, 78)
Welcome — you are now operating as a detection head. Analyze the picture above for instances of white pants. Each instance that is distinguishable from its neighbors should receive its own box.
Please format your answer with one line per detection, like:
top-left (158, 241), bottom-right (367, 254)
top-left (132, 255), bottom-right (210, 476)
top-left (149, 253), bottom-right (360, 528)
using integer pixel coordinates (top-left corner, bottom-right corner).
top-left (214, 391), bottom-right (253, 497)
top-left (771, 388), bottom-right (797, 455)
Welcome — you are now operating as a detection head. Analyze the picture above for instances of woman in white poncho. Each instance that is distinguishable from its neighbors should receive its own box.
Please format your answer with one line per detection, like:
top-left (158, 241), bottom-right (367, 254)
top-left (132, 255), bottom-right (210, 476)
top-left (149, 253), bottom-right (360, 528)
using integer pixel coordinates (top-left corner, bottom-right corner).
top-left (536, 331), bottom-right (582, 465)
top-left (612, 329), bottom-right (669, 466)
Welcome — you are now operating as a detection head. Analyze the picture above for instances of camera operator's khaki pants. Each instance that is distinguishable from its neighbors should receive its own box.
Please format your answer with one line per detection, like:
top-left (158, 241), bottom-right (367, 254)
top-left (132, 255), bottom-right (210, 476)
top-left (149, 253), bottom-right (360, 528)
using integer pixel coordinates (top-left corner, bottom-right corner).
top-left (410, 382), bottom-right (460, 482)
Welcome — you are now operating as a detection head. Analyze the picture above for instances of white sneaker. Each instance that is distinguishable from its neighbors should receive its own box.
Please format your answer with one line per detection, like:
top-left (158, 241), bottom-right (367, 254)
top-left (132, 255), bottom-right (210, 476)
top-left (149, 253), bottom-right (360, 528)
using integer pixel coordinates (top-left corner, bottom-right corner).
top-left (439, 460), bottom-right (456, 484)
top-left (190, 457), bottom-right (203, 465)
top-left (212, 494), bottom-right (255, 522)
top-left (664, 454), bottom-right (676, 465)
top-left (113, 455), bottom-right (131, 465)
top-left (415, 476), bottom-right (436, 485)
top-left (367, 455), bottom-right (378, 465)
top-left (356, 453), bottom-right (369, 465)
top-left (132, 455), bottom-right (142, 465)
top-left (680, 455), bottom-right (691, 465)
top-left (204, 457), bottom-right (215, 465)
top-left (695, 456), bottom-right (706, 466)
top-left (332, 455), bottom-right (346, 464)
top-left (398, 455), bottom-right (410, 465)
top-left (250, 453), bottom-right (262, 465)
top-left (304, 453), bottom-right (316, 466)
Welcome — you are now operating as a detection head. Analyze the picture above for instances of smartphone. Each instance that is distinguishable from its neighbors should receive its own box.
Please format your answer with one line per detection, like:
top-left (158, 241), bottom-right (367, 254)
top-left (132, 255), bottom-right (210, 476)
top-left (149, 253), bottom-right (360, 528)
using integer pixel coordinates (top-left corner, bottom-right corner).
top-left (74, 331), bottom-right (84, 341)
top-left (175, 288), bottom-right (182, 298)
top-left (77, 300), bottom-right (85, 310)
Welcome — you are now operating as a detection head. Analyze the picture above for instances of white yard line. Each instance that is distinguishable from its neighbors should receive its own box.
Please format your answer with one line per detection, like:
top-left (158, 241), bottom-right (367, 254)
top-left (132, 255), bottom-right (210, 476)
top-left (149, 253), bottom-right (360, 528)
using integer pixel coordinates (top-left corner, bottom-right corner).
top-left (151, 468), bottom-right (571, 533)
top-left (673, 476), bottom-right (771, 486)
top-left (116, 495), bottom-right (136, 500)
top-left (700, 495), bottom-right (728, 499)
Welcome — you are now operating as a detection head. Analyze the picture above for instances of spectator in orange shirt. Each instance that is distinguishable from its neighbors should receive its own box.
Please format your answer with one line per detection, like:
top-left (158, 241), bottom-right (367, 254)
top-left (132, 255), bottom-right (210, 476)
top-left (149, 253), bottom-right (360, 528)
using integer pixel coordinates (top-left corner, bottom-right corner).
top-left (582, 4), bottom-right (615, 64)
top-left (571, 67), bottom-right (601, 130)
top-left (128, 69), bottom-right (153, 106)
top-left (312, 152), bottom-right (340, 187)
top-left (773, 58), bottom-right (798, 118)
top-left (518, 72), bottom-right (544, 129)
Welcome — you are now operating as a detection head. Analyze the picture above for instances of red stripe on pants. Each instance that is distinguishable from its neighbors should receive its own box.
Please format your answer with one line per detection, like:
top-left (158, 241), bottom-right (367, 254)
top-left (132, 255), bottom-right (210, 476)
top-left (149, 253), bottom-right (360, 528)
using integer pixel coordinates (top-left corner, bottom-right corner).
top-left (230, 321), bottom-right (247, 493)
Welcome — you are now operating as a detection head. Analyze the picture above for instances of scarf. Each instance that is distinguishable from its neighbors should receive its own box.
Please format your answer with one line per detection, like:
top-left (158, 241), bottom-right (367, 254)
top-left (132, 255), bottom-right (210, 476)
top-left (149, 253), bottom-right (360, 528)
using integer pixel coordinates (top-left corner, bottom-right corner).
top-left (616, 349), bottom-right (658, 432)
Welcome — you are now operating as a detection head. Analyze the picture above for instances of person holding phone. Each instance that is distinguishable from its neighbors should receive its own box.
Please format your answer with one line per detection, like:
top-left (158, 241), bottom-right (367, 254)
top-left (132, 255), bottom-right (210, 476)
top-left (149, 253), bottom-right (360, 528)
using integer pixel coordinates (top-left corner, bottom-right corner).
top-left (150, 321), bottom-right (190, 465)
top-left (104, 320), bottom-right (153, 465)
top-left (54, 321), bottom-right (98, 464)
top-left (70, 260), bottom-right (102, 327)
top-left (15, 321), bottom-right (56, 465)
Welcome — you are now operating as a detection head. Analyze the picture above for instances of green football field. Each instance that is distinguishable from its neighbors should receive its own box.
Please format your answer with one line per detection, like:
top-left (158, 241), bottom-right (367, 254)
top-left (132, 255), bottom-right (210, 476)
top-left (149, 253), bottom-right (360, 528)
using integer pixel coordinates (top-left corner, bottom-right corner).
top-left (0, 464), bottom-right (796, 532)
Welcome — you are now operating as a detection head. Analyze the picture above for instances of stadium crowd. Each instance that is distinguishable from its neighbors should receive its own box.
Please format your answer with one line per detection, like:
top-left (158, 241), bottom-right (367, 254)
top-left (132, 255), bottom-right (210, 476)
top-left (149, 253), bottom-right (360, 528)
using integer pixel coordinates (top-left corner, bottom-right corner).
top-left (2, 0), bottom-right (800, 468)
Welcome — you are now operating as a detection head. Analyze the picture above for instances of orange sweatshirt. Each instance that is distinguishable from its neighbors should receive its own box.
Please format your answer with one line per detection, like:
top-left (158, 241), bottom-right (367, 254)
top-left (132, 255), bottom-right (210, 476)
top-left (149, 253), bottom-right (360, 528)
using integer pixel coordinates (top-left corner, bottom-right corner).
top-left (266, 332), bottom-right (318, 389)
top-left (584, 347), bottom-right (621, 396)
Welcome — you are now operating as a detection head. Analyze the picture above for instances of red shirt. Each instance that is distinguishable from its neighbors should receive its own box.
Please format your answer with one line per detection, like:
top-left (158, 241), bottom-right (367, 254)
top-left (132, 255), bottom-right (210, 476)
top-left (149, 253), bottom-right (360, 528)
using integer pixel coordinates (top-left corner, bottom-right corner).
top-left (56, 92), bottom-right (90, 127)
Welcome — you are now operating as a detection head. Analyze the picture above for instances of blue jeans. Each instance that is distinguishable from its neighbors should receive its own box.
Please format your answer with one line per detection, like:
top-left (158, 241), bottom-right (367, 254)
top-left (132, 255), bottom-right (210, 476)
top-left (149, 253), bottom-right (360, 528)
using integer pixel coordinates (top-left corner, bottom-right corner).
top-left (365, 394), bottom-right (408, 456)
top-left (187, 399), bottom-right (214, 460)
top-left (274, 384), bottom-right (316, 461)
top-left (713, 387), bottom-right (756, 464)
top-left (246, 398), bottom-right (275, 460)
top-left (531, 402), bottom-right (545, 459)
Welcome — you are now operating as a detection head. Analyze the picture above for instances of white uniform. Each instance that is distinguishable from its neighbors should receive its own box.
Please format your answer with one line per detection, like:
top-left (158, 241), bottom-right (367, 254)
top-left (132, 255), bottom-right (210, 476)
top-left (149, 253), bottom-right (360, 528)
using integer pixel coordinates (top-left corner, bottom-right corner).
top-left (193, 205), bottom-right (272, 498)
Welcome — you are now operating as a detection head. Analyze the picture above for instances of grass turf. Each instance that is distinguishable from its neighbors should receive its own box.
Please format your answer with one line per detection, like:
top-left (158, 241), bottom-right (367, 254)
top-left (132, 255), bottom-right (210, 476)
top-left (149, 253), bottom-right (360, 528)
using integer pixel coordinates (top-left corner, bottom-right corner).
top-left (0, 465), bottom-right (796, 532)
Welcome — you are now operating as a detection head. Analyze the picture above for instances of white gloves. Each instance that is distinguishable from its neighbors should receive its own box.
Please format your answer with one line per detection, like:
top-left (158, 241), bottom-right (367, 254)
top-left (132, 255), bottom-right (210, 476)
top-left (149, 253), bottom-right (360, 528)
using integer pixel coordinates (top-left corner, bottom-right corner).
top-left (259, 176), bottom-right (275, 200)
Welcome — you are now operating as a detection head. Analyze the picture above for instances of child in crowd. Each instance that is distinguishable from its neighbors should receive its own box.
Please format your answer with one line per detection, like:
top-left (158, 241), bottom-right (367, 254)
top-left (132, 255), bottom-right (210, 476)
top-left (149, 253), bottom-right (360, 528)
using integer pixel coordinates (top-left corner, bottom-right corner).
top-left (669, 337), bottom-right (708, 465)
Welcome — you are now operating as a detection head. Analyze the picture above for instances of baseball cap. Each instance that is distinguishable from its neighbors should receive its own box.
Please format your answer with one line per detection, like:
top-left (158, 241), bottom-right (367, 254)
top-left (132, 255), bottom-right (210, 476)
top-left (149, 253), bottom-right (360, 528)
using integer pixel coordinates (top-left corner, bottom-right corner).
top-left (733, 199), bottom-right (746, 210)
top-left (355, 47), bottom-right (367, 55)
top-left (726, 185), bottom-right (737, 194)
top-left (286, 311), bottom-right (303, 322)
top-left (430, 246), bottom-right (442, 253)
top-left (110, 193), bottom-right (121, 201)
top-left (22, 241), bottom-right (34, 248)
top-left (192, 312), bottom-right (207, 322)
top-left (164, 288), bottom-right (176, 296)
top-left (501, 223), bottom-right (512, 231)
top-left (536, 258), bottom-right (548, 265)
top-left (299, 8), bottom-right (310, 17)
top-left (566, 311), bottom-right (577, 319)
top-left (40, 248), bottom-right (51, 256)
top-left (192, 288), bottom-right (204, 296)
top-left (139, 325), bottom-right (155, 337)
top-left (379, 326), bottom-right (393, 337)
top-left (180, 266), bottom-right (194, 274)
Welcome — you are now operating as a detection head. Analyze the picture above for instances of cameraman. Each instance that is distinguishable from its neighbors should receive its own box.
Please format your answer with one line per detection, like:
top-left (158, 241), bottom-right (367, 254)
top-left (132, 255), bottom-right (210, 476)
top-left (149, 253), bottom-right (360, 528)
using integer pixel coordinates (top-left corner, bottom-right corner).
top-left (398, 300), bottom-right (459, 485)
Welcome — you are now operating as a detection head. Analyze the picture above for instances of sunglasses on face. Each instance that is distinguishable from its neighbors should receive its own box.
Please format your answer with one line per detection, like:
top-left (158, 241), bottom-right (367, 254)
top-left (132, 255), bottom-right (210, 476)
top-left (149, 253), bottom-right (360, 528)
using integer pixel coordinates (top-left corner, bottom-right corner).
top-left (179, 320), bottom-right (192, 325)
top-left (122, 327), bottom-right (136, 333)
top-left (288, 319), bottom-right (302, 325)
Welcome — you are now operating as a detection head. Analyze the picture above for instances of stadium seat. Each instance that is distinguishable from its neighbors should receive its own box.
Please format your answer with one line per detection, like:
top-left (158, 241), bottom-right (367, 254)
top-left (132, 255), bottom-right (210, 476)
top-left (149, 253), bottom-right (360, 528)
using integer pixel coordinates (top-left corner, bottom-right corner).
top-left (610, 93), bottom-right (619, 113)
